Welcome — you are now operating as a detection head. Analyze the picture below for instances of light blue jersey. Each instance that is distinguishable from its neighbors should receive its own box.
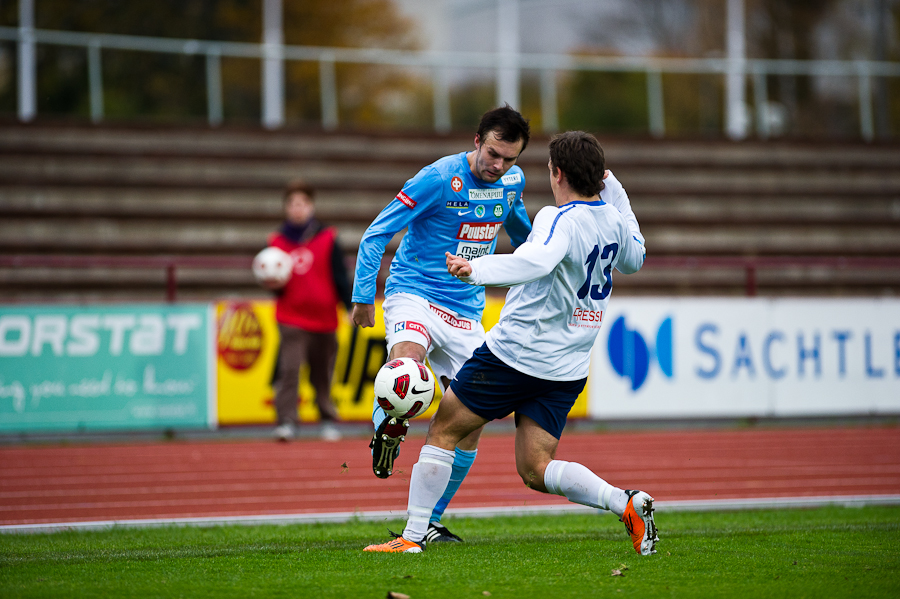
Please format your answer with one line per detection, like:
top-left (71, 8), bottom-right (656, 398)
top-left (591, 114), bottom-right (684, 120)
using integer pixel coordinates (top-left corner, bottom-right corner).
top-left (352, 151), bottom-right (531, 319)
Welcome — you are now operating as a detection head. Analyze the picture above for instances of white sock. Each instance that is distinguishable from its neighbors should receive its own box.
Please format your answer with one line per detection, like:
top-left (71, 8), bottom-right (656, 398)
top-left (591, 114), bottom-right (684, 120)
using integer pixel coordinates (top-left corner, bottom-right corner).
top-left (543, 459), bottom-right (629, 517)
top-left (402, 445), bottom-right (455, 542)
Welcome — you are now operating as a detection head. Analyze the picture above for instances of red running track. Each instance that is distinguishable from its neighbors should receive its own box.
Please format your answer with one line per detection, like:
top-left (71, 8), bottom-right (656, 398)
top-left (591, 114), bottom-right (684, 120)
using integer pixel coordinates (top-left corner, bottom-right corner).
top-left (2, 426), bottom-right (899, 526)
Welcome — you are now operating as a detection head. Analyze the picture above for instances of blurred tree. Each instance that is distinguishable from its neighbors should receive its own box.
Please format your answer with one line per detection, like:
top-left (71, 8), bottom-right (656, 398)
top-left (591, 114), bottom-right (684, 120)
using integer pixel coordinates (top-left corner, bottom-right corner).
top-left (34, 0), bottom-right (260, 40)
top-left (561, 0), bottom-right (898, 139)
top-left (558, 67), bottom-right (648, 136)
top-left (3, 0), bottom-right (895, 137)
top-left (281, 0), bottom-right (428, 129)
top-left (563, 0), bottom-right (726, 138)
top-left (450, 76), bottom-right (495, 132)
top-left (12, 0), bottom-right (422, 126)
top-left (749, 0), bottom-right (837, 136)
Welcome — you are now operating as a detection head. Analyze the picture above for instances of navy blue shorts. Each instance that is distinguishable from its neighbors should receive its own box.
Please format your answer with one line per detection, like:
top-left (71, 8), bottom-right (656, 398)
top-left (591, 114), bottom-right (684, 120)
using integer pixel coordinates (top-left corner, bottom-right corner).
top-left (449, 343), bottom-right (587, 440)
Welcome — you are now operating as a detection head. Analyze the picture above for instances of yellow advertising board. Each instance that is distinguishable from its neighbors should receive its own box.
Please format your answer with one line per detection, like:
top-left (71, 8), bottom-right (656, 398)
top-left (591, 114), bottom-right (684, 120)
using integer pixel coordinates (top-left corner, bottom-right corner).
top-left (215, 301), bottom-right (279, 425)
top-left (215, 297), bottom-right (588, 424)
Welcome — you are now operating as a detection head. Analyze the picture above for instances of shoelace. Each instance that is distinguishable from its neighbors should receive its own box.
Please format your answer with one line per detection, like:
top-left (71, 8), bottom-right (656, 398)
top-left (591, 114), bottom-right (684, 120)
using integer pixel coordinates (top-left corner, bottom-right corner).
top-left (387, 529), bottom-right (423, 549)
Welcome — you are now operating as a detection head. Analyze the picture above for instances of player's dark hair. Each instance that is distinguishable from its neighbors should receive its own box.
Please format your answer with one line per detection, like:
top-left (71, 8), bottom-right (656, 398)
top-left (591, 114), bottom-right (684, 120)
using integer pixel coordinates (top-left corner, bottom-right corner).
top-left (283, 179), bottom-right (316, 202)
top-left (476, 104), bottom-right (531, 153)
top-left (548, 131), bottom-right (606, 198)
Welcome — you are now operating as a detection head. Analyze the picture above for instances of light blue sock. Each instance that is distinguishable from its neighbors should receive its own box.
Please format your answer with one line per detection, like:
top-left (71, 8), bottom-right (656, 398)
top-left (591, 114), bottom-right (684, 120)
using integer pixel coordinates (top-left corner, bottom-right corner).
top-left (372, 402), bottom-right (388, 430)
top-left (430, 448), bottom-right (477, 522)
top-left (371, 404), bottom-right (388, 457)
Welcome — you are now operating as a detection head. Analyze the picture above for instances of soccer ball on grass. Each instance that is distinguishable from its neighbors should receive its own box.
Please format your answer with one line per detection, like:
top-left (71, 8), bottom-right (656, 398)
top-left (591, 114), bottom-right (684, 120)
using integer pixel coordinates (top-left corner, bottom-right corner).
top-left (252, 246), bottom-right (294, 289)
top-left (373, 357), bottom-right (435, 419)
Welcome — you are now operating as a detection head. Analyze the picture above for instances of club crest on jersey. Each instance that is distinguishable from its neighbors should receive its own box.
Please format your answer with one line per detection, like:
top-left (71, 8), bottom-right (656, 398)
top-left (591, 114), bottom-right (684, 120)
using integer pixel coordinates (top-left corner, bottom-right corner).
top-left (445, 200), bottom-right (468, 210)
top-left (474, 205), bottom-right (486, 218)
top-left (506, 190), bottom-right (516, 208)
top-left (457, 222), bottom-right (502, 241)
top-left (501, 172), bottom-right (521, 185)
top-left (450, 176), bottom-right (464, 193)
top-left (468, 188), bottom-right (503, 201)
top-left (395, 191), bottom-right (416, 209)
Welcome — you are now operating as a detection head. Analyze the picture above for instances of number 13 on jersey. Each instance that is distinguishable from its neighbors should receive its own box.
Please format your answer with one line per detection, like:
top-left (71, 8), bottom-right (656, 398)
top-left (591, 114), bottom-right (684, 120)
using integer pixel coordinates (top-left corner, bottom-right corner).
top-left (577, 243), bottom-right (618, 301)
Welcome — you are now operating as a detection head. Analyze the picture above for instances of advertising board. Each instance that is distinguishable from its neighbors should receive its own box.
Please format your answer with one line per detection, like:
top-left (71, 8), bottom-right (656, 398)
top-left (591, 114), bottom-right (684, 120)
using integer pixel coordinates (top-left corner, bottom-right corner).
top-left (588, 298), bottom-right (900, 418)
top-left (215, 297), bottom-right (590, 424)
top-left (0, 304), bottom-right (214, 432)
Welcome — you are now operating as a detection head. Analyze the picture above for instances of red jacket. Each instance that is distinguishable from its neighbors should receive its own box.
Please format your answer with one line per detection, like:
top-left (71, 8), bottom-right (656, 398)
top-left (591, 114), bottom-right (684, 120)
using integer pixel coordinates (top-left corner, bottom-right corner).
top-left (269, 223), bottom-right (346, 333)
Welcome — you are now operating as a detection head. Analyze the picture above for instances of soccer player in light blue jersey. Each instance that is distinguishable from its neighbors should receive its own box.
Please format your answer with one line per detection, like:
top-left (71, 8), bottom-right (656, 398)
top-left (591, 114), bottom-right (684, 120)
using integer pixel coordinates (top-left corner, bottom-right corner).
top-left (351, 106), bottom-right (532, 543)
top-left (364, 131), bottom-right (659, 556)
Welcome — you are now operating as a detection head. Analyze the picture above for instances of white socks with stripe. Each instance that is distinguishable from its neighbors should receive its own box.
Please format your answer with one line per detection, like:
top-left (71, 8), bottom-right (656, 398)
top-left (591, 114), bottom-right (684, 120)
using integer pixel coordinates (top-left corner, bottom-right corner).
top-left (543, 459), bottom-right (628, 517)
top-left (403, 444), bottom-right (455, 542)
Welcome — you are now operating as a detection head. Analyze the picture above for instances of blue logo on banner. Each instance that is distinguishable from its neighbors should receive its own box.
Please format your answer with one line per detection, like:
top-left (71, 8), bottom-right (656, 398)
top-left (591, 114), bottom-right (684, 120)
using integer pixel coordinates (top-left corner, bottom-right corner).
top-left (607, 316), bottom-right (673, 391)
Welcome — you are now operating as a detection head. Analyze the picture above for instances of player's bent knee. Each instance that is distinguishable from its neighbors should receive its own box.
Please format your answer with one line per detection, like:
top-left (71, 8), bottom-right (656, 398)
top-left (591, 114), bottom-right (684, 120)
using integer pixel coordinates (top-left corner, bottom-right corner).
top-left (425, 424), bottom-right (463, 451)
top-left (425, 411), bottom-right (467, 450)
top-left (515, 448), bottom-right (553, 493)
top-left (389, 341), bottom-right (428, 362)
top-left (516, 461), bottom-right (549, 493)
top-left (426, 393), bottom-right (484, 450)
top-left (456, 425), bottom-right (483, 451)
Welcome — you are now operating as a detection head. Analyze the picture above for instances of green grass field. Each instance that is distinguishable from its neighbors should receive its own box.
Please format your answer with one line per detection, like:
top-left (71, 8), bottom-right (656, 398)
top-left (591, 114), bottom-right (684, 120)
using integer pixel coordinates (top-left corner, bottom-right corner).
top-left (2, 506), bottom-right (899, 598)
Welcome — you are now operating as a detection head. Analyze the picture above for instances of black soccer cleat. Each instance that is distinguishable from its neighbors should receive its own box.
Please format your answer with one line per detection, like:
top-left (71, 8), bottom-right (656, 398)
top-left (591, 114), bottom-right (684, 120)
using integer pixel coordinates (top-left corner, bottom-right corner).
top-left (370, 417), bottom-right (409, 479)
top-left (425, 521), bottom-right (463, 543)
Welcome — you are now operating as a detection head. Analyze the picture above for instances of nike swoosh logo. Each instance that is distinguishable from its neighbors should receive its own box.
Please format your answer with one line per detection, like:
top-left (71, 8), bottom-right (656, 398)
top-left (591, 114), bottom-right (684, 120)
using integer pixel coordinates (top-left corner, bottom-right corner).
top-left (411, 386), bottom-right (431, 395)
top-left (458, 210), bottom-right (472, 216)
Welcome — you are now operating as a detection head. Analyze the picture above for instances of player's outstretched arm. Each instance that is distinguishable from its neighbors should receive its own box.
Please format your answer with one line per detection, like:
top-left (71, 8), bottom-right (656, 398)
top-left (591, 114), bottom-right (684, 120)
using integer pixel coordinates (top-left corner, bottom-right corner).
top-left (503, 191), bottom-right (533, 248)
top-left (352, 167), bottom-right (442, 309)
top-left (450, 207), bottom-right (566, 288)
top-left (616, 230), bottom-right (646, 275)
top-left (350, 303), bottom-right (376, 328)
top-left (603, 170), bottom-right (644, 243)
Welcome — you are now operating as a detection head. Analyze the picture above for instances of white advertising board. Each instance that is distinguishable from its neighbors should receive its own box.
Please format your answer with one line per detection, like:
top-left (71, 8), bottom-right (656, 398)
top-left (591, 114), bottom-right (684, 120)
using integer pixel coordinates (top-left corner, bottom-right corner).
top-left (588, 298), bottom-right (900, 418)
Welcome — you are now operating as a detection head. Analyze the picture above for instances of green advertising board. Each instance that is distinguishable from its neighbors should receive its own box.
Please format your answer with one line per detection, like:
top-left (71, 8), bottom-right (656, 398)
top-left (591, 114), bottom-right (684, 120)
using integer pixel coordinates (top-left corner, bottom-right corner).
top-left (0, 304), bottom-right (213, 432)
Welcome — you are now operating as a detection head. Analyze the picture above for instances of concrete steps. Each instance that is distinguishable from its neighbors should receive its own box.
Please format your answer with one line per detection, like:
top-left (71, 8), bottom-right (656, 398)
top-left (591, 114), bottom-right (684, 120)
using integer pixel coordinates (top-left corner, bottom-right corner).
top-left (1, 121), bottom-right (898, 301)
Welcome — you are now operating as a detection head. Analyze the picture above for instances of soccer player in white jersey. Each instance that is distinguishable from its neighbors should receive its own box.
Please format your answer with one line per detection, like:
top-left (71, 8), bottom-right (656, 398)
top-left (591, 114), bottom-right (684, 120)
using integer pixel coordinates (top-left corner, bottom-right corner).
top-left (351, 106), bottom-right (532, 543)
top-left (364, 131), bottom-right (658, 556)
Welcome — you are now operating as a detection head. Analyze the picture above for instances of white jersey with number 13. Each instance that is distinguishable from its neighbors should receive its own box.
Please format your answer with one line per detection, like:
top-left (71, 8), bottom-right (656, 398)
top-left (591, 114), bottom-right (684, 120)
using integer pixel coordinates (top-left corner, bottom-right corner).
top-left (461, 199), bottom-right (646, 381)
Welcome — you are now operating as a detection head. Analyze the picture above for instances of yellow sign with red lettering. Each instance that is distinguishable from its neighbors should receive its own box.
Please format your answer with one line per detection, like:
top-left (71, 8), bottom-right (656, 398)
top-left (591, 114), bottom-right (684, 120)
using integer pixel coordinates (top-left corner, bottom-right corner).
top-left (215, 297), bottom-right (587, 424)
top-left (215, 301), bottom-right (278, 425)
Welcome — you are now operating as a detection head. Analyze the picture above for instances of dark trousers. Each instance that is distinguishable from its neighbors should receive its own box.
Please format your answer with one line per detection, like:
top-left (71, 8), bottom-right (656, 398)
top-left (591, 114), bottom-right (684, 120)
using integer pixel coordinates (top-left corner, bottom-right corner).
top-left (273, 323), bottom-right (340, 425)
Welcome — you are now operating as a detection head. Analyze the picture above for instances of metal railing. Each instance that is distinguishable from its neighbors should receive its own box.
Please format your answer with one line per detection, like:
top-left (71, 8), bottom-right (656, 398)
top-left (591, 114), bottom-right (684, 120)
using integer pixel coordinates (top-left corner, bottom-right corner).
top-left (0, 255), bottom-right (252, 303)
top-left (2, 25), bottom-right (900, 138)
top-left (2, 255), bottom-right (899, 302)
top-left (647, 256), bottom-right (900, 297)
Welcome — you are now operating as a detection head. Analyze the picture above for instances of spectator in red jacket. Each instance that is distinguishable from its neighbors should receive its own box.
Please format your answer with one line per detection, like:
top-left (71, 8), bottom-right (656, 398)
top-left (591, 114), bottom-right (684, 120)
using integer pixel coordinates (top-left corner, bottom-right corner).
top-left (267, 180), bottom-right (352, 441)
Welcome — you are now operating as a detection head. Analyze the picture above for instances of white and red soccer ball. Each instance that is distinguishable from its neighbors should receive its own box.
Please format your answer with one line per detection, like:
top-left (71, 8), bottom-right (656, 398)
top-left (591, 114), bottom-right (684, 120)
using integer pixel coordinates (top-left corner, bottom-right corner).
top-left (252, 246), bottom-right (294, 289)
top-left (373, 357), bottom-right (435, 419)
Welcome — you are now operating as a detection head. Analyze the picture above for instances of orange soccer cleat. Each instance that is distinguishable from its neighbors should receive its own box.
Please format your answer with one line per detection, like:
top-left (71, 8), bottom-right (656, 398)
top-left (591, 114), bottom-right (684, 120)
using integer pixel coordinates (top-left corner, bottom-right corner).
top-left (363, 532), bottom-right (425, 554)
top-left (621, 490), bottom-right (659, 556)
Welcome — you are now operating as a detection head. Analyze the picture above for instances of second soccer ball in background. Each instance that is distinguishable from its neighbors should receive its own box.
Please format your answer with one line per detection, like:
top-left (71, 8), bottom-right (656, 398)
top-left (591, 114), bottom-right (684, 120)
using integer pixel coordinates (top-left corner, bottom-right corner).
top-left (252, 246), bottom-right (293, 289)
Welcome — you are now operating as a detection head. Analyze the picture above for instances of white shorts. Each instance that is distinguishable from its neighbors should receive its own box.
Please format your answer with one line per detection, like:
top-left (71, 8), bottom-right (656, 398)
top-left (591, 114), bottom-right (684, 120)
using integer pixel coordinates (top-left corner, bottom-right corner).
top-left (383, 293), bottom-right (486, 391)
